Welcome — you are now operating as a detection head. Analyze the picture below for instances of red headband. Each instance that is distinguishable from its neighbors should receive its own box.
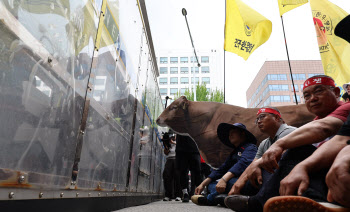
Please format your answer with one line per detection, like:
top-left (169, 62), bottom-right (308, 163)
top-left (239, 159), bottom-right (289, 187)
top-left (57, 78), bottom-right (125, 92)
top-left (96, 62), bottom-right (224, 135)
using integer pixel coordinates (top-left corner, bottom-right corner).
top-left (257, 108), bottom-right (281, 118)
top-left (303, 77), bottom-right (335, 91)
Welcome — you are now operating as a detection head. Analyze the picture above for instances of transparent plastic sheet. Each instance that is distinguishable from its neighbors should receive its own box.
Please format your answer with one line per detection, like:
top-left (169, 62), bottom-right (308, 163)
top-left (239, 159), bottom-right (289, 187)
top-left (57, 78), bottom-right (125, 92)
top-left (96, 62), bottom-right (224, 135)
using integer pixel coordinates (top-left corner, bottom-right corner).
top-left (0, 0), bottom-right (165, 197)
top-left (0, 0), bottom-right (97, 188)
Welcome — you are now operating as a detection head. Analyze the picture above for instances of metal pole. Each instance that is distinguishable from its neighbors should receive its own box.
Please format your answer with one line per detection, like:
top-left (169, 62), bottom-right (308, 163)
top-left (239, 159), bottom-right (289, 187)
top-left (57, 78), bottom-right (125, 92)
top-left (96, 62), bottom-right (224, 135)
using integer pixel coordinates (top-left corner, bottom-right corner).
top-left (224, 50), bottom-right (226, 103)
top-left (281, 16), bottom-right (298, 105)
top-left (182, 8), bottom-right (200, 101)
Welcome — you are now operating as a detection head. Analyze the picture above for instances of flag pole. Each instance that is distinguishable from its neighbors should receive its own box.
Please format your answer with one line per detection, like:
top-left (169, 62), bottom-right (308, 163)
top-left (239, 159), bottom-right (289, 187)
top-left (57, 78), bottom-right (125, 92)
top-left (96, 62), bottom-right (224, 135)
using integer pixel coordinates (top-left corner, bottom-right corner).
top-left (224, 50), bottom-right (226, 103)
top-left (281, 16), bottom-right (298, 105)
top-left (223, 0), bottom-right (226, 104)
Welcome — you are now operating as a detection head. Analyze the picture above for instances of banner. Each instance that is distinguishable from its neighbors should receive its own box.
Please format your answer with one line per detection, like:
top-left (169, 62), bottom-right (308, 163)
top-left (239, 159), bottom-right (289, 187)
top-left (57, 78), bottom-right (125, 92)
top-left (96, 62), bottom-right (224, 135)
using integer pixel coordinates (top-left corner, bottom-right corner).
top-left (281, 0), bottom-right (308, 5)
top-left (224, 0), bottom-right (272, 60)
top-left (278, 0), bottom-right (308, 16)
top-left (310, 0), bottom-right (350, 92)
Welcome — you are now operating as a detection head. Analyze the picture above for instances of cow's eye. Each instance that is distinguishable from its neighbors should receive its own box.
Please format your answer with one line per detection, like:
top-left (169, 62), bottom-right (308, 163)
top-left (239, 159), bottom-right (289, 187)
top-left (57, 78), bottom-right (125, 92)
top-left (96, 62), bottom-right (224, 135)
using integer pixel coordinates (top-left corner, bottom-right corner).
top-left (171, 106), bottom-right (177, 110)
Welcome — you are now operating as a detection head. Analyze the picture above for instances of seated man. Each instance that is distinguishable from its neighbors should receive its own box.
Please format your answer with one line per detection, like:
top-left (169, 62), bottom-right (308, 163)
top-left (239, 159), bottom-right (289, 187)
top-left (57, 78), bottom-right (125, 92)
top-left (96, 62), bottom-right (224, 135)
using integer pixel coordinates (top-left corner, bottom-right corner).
top-left (191, 123), bottom-right (257, 206)
top-left (225, 75), bottom-right (350, 212)
top-left (263, 113), bottom-right (350, 211)
top-left (228, 107), bottom-right (296, 196)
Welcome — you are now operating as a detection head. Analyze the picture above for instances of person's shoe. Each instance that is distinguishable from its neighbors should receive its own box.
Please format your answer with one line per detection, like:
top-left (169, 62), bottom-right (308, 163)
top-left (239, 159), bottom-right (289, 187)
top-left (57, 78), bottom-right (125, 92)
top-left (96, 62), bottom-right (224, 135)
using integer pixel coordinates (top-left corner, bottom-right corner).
top-left (214, 194), bottom-right (228, 207)
top-left (182, 193), bottom-right (190, 203)
top-left (264, 196), bottom-right (350, 212)
top-left (224, 195), bottom-right (250, 212)
top-left (175, 197), bottom-right (181, 201)
top-left (163, 197), bottom-right (171, 201)
top-left (191, 195), bottom-right (209, 206)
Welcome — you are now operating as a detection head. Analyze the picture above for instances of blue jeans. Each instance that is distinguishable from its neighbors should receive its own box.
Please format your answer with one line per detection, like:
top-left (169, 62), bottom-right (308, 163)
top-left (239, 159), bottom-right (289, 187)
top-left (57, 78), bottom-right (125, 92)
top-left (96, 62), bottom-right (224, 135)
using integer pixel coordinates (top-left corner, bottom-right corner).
top-left (207, 177), bottom-right (238, 204)
top-left (249, 145), bottom-right (319, 212)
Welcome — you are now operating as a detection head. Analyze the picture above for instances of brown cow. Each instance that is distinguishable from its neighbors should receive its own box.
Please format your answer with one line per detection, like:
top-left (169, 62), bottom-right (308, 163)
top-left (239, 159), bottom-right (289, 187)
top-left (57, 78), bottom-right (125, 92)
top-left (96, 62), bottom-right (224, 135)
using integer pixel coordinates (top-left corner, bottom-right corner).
top-left (156, 96), bottom-right (315, 168)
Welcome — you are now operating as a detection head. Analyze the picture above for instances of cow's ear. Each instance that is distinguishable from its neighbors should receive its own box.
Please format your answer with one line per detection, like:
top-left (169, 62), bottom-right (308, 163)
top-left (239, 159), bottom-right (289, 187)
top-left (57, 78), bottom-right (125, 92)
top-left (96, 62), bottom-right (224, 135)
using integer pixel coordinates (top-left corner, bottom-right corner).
top-left (181, 100), bottom-right (189, 110)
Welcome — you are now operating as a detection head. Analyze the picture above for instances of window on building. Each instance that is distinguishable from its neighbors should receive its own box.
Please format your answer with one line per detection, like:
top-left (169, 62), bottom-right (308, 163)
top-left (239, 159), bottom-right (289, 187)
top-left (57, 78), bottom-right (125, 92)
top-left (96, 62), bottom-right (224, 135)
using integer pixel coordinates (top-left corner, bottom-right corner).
top-left (170, 88), bottom-right (178, 95)
top-left (191, 56), bottom-right (198, 63)
top-left (170, 57), bottom-right (178, 64)
top-left (191, 77), bottom-right (199, 84)
top-left (181, 77), bottom-right (189, 84)
top-left (248, 98), bottom-right (252, 107)
top-left (308, 73), bottom-right (321, 78)
top-left (180, 88), bottom-right (187, 94)
top-left (202, 77), bottom-right (210, 84)
top-left (159, 78), bottom-right (168, 84)
top-left (180, 57), bottom-right (188, 63)
top-left (170, 67), bottom-right (178, 74)
top-left (201, 66), bottom-right (210, 73)
top-left (160, 67), bottom-right (168, 74)
top-left (162, 99), bottom-right (166, 105)
top-left (160, 88), bottom-right (167, 95)
top-left (292, 84), bottom-right (299, 92)
top-left (191, 67), bottom-right (199, 73)
top-left (292, 74), bottom-right (306, 81)
top-left (170, 77), bottom-right (178, 84)
top-left (270, 95), bottom-right (291, 102)
top-left (262, 86), bottom-right (269, 98)
top-left (160, 57), bottom-right (168, 64)
top-left (180, 67), bottom-right (189, 74)
top-left (201, 56), bottom-right (209, 63)
top-left (300, 84), bottom-right (304, 91)
top-left (263, 97), bottom-right (271, 107)
top-left (293, 95), bottom-right (301, 103)
top-left (268, 84), bottom-right (289, 91)
top-left (267, 74), bottom-right (288, 80)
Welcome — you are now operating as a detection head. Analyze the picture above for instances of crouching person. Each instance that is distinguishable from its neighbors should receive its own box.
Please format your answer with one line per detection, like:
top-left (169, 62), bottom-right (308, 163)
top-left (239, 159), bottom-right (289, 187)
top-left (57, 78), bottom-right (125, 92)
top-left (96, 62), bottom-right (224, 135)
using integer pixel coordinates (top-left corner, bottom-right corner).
top-left (191, 123), bottom-right (257, 206)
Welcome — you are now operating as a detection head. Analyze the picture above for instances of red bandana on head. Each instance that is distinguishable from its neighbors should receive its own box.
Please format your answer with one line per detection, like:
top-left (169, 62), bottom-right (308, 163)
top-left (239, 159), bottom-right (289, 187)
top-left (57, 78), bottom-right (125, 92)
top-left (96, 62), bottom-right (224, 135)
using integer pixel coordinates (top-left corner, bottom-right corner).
top-left (303, 76), bottom-right (335, 91)
top-left (257, 108), bottom-right (281, 118)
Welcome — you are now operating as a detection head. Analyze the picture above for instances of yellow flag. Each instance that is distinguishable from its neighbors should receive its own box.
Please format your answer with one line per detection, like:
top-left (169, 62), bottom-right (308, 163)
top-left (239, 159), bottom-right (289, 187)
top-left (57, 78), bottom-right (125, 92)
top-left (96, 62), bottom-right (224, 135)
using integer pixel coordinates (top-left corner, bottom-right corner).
top-left (224, 0), bottom-right (272, 60)
top-left (278, 0), bottom-right (308, 16)
top-left (281, 0), bottom-right (308, 5)
top-left (310, 0), bottom-right (350, 91)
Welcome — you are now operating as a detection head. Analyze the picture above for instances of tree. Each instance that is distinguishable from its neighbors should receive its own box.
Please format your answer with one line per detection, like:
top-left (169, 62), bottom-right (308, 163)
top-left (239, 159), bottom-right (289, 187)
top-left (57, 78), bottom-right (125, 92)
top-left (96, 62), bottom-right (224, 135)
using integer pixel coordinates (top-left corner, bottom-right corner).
top-left (175, 83), bottom-right (224, 103)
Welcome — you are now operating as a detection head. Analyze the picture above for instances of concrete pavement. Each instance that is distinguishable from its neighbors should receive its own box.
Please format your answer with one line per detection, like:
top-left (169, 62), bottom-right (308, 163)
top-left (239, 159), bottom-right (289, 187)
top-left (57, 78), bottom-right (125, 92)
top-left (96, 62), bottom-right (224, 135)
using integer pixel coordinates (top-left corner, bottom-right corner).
top-left (114, 200), bottom-right (231, 212)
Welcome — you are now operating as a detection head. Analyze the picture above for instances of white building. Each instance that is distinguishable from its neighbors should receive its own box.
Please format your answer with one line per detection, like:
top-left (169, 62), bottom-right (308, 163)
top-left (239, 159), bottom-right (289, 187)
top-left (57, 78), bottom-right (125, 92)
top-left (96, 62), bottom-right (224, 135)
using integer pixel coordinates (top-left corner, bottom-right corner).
top-left (156, 49), bottom-right (223, 105)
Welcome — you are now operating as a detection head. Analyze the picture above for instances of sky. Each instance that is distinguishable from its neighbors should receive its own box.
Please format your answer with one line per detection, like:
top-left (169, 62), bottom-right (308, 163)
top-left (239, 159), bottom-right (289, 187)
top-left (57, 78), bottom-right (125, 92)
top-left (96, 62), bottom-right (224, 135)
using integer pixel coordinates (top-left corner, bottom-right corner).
top-left (145, 0), bottom-right (350, 108)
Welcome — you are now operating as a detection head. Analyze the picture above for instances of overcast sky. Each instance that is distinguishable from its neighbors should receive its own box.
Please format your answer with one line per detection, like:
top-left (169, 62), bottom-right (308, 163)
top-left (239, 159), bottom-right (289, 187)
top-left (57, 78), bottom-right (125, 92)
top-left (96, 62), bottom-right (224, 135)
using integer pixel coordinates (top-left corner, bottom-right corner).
top-left (145, 0), bottom-right (350, 107)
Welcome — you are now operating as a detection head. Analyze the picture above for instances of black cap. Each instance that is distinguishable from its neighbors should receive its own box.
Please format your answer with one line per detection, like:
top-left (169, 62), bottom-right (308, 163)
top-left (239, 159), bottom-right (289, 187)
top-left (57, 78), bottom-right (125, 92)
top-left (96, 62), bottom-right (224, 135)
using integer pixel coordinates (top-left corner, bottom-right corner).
top-left (217, 123), bottom-right (257, 148)
top-left (162, 132), bottom-right (171, 142)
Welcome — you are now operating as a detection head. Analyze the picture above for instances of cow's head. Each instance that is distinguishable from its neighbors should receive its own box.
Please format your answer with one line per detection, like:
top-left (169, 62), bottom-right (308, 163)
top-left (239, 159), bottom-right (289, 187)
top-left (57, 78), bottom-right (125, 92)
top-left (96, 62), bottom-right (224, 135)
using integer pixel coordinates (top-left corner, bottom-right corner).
top-left (156, 96), bottom-right (189, 133)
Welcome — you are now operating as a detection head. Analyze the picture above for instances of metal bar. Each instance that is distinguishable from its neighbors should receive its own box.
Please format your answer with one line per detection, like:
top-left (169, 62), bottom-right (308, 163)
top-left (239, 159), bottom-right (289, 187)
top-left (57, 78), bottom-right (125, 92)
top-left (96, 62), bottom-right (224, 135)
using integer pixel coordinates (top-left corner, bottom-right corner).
top-left (281, 16), bottom-right (298, 105)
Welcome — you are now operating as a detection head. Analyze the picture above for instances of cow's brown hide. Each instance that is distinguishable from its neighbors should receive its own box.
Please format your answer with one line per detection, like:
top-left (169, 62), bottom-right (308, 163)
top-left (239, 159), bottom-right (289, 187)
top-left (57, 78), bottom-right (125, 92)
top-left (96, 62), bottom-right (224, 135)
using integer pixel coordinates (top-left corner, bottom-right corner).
top-left (156, 96), bottom-right (315, 168)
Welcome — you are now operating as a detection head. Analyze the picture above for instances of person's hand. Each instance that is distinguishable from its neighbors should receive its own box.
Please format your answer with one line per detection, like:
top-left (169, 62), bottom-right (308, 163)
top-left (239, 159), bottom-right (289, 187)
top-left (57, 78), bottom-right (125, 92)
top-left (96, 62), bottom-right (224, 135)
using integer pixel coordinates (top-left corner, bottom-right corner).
top-left (228, 176), bottom-right (246, 195)
top-left (195, 184), bottom-right (204, 195)
top-left (246, 160), bottom-right (263, 188)
top-left (260, 144), bottom-right (284, 173)
top-left (326, 146), bottom-right (350, 207)
top-left (279, 164), bottom-right (309, 196)
top-left (216, 178), bottom-right (227, 193)
top-left (164, 149), bottom-right (170, 155)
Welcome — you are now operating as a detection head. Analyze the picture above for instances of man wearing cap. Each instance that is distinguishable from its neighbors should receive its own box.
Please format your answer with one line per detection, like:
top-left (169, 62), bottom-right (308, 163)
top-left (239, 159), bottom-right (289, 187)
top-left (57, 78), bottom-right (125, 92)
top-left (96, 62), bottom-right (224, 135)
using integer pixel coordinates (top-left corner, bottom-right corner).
top-left (342, 82), bottom-right (350, 102)
top-left (225, 75), bottom-right (350, 212)
top-left (227, 107), bottom-right (296, 196)
top-left (191, 123), bottom-right (257, 206)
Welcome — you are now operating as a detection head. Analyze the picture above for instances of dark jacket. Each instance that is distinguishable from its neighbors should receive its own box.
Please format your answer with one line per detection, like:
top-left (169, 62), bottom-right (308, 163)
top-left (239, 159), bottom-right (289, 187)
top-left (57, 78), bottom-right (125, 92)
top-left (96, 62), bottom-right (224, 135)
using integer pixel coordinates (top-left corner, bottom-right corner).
top-left (175, 135), bottom-right (199, 154)
top-left (207, 142), bottom-right (257, 181)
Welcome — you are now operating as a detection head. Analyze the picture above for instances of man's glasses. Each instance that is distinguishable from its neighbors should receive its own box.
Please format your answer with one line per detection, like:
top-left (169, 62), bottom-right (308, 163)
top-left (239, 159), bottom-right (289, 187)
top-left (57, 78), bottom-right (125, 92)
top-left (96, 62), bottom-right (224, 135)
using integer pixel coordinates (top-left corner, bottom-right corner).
top-left (255, 114), bottom-right (268, 124)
